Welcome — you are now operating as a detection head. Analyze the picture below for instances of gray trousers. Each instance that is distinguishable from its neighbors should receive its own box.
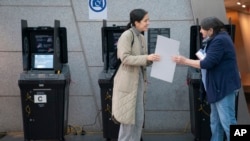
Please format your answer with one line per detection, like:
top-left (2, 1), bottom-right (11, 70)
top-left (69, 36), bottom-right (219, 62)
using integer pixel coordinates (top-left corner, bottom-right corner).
top-left (118, 71), bottom-right (144, 141)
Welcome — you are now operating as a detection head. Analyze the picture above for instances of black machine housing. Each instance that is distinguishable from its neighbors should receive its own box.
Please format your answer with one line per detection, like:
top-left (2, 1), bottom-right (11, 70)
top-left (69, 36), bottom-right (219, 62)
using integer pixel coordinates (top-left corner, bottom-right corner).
top-left (19, 20), bottom-right (70, 141)
top-left (21, 20), bottom-right (68, 73)
top-left (189, 24), bottom-right (235, 59)
top-left (101, 26), bottom-right (127, 72)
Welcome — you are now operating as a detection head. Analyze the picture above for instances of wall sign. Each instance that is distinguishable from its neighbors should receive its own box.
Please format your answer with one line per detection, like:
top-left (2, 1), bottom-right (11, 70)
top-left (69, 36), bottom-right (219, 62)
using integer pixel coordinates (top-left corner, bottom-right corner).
top-left (148, 28), bottom-right (170, 54)
top-left (88, 0), bottom-right (107, 20)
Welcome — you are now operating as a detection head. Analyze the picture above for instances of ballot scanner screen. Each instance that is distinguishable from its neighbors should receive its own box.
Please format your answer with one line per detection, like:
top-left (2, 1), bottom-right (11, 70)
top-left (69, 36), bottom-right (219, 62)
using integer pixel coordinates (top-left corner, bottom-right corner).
top-left (33, 54), bottom-right (53, 69)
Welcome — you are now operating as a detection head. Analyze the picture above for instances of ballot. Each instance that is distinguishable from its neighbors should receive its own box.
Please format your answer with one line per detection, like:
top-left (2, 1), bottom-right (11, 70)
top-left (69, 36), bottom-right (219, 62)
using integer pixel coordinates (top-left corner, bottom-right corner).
top-left (150, 35), bottom-right (180, 83)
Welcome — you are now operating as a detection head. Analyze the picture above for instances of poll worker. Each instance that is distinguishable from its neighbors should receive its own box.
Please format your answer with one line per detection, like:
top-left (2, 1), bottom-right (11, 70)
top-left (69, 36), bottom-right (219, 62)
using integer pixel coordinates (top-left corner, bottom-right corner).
top-left (172, 16), bottom-right (241, 141)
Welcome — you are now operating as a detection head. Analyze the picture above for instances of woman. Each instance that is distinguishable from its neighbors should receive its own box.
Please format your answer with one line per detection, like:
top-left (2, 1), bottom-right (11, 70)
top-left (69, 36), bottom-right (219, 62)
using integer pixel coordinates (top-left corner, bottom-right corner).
top-left (112, 9), bottom-right (160, 141)
top-left (172, 17), bottom-right (241, 141)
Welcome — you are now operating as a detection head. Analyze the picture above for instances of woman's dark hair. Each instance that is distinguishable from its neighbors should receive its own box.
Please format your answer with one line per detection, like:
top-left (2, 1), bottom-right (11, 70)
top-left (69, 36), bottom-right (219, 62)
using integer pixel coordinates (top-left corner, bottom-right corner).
top-left (126, 9), bottom-right (148, 29)
top-left (200, 17), bottom-right (225, 37)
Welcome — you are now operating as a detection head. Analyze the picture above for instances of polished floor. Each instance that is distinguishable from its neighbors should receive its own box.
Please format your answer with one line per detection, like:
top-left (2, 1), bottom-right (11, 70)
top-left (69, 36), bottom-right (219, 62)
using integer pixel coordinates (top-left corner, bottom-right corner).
top-left (0, 131), bottom-right (194, 141)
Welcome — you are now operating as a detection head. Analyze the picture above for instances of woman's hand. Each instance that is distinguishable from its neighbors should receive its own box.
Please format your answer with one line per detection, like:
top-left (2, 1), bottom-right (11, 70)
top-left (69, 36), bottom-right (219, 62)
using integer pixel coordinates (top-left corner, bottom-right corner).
top-left (147, 54), bottom-right (160, 61)
top-left (172, 55), bottom-right (187, 65)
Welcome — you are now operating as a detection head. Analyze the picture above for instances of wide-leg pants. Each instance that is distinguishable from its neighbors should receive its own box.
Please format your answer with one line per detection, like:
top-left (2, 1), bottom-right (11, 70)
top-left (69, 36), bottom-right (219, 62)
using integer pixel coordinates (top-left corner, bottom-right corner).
top-left (118, 71), bottom-right (144, 141)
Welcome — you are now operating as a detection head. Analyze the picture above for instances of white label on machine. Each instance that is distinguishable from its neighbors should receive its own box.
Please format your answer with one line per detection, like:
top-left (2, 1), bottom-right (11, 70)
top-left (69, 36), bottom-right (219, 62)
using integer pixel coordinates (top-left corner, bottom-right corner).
top-left (34, 95), bottom-right (47, 103)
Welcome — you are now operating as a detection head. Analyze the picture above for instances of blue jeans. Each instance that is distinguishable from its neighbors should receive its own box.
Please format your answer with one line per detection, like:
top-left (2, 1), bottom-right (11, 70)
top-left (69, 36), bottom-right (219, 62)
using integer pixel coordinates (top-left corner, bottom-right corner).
top-left (210, 91), bottom-right (237, 141)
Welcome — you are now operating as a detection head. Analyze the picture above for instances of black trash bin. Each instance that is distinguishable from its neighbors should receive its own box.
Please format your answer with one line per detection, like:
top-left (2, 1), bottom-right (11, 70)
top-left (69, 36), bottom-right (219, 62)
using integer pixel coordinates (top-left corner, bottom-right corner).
top-left (18, 65), bottom-right (70, 141)
top-left (187, 67), bottom-right (211, 141)
top-left (98, 70), bottom-right (120, 141)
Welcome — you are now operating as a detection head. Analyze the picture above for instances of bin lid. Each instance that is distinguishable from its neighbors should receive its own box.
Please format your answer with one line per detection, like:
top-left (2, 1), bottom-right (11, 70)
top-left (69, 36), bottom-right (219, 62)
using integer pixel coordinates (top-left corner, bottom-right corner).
top-left (98, 71), bottom-right (114, 87)
top-left (187, 67), bottom-right (201, 85)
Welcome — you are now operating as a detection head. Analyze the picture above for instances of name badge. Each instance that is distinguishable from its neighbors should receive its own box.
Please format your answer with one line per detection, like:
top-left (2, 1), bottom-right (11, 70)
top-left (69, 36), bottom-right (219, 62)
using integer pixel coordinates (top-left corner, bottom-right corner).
top-left (195, 49), bottom-right (205, 60)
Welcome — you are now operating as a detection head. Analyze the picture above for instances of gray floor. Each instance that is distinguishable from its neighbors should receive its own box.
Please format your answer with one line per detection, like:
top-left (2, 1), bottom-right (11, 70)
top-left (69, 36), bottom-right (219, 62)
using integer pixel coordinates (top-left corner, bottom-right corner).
top-left (1, 91), bottom-right (249, 141)
top-left (0, 131), bottom-right (194, 141)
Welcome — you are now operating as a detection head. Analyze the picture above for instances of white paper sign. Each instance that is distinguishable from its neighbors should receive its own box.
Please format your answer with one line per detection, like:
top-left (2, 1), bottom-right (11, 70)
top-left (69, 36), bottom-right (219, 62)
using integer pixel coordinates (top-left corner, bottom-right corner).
top-left (34, 95), bottom-right (47, 103)
top-left (150, 35), bottom-right (180, 83)
top-left (88, 0), bottom-right (107, 20)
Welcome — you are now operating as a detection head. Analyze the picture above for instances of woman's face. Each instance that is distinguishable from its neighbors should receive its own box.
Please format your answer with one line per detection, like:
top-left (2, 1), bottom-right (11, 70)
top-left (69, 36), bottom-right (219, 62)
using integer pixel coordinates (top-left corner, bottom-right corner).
top-left (135, 13), bottom-right (150, 32)
top-left (200, 27), bottom-right (213, 39)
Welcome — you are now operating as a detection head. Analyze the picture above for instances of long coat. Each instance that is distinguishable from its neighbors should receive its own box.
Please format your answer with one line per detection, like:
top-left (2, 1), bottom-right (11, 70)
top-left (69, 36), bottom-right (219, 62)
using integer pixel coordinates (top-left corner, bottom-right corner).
top-left (112, 27), bottom-right (152, 125)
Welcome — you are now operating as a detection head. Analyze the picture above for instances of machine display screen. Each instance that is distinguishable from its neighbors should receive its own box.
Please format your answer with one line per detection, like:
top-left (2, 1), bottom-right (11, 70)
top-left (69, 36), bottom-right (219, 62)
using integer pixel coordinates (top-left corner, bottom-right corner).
top-left (33, 54), bottom-right (53, 69)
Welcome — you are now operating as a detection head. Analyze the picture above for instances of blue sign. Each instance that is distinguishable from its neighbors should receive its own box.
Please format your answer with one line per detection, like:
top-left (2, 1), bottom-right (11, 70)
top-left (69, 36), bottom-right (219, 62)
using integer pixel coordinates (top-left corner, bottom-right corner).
top-left (89, 0), bottom-right (106, 12)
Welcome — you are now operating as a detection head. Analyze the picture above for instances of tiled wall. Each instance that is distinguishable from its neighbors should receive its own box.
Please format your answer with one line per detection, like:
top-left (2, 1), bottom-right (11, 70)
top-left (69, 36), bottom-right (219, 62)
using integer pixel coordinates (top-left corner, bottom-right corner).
top-left (0, 0), bottom-right (226, 133)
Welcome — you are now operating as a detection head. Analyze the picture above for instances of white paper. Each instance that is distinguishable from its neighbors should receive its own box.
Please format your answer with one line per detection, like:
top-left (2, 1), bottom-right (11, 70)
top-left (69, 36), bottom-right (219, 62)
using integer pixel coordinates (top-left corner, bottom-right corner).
top-left (150, 35), bottom-right (180, 83)
top-left (88, 0), bottom-right (107, 20)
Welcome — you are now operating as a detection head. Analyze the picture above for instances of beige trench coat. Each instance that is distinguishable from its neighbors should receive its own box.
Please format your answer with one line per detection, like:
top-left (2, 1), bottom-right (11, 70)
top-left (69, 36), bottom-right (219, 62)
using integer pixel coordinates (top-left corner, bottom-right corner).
top-left (112, 28), bottom-right (152, 125)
